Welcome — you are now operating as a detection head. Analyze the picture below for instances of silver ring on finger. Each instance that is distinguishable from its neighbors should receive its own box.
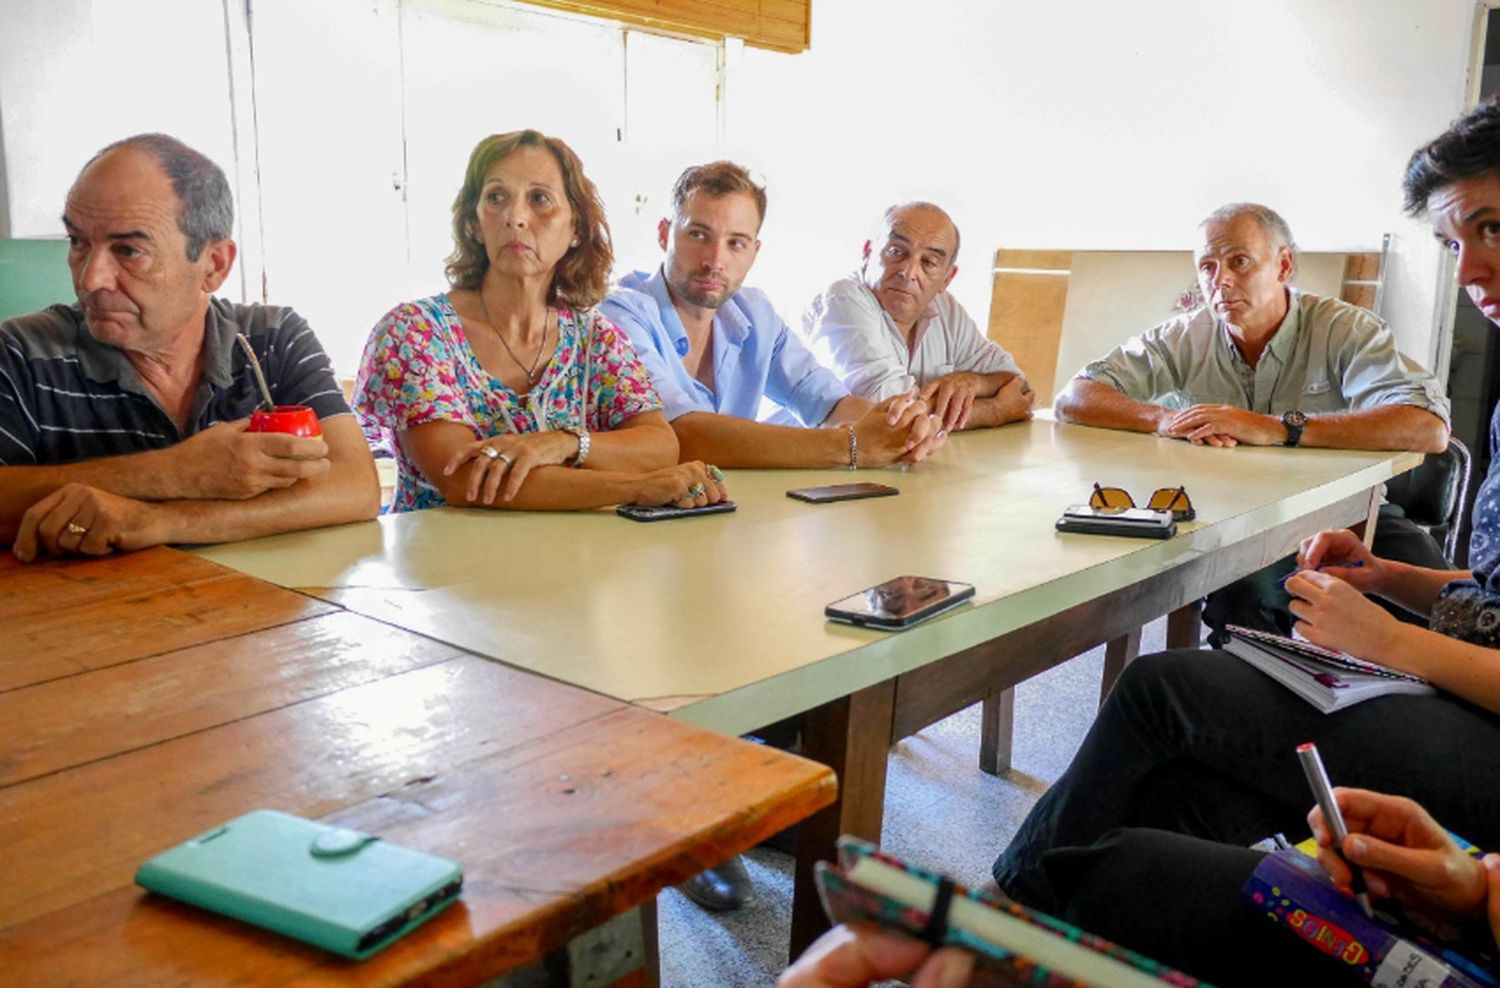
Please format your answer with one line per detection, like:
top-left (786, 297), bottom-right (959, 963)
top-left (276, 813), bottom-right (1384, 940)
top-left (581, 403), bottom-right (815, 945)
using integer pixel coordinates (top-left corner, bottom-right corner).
top-left (66, 521), bottom-right (88, 537)
top-left (498, 452), bottom-right (514, 464)
top-left (480, 446), bottom-right (500, 461)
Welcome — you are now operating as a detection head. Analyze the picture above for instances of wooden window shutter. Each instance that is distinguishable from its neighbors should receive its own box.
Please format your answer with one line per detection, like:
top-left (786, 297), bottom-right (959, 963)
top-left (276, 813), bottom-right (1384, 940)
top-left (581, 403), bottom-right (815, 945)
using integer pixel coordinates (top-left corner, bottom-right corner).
top-left (517, 0), bottom-right (809, 53)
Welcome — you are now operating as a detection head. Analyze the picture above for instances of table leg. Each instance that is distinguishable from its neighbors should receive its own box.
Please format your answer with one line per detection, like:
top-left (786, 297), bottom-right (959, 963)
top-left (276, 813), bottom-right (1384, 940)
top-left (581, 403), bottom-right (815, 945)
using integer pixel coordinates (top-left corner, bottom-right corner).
top-left (488, 903), bottom-right (656, 987)
top-left (1362, 486), bottom-right (1381, 548)
top-left (1165, 600), bottom-right (1203, 650)
top-left (790, 677), bottom-right (897, 961)
top-left (978, 687), bottom-right (1016, 775)
top-left (1099, 627), bottom-right (1142, 706)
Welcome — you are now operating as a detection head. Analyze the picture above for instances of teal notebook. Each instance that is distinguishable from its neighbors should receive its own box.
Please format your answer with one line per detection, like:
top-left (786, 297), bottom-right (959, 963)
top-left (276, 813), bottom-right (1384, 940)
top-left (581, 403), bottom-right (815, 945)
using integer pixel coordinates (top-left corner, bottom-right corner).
top-left (135, 809), bottom-right (463, 959)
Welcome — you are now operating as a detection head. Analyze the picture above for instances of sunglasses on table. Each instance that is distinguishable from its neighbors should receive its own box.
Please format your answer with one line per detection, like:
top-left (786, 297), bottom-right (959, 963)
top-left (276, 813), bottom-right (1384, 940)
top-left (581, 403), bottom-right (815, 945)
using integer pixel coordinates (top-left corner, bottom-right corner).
top-left (1089, 483), bottom-right (1196, 521)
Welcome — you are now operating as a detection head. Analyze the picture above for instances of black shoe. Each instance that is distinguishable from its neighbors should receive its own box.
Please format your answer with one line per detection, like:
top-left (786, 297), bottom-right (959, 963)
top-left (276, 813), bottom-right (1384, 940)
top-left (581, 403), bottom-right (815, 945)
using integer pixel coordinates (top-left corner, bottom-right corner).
top-left (679, 855), bottom-right (756, 911)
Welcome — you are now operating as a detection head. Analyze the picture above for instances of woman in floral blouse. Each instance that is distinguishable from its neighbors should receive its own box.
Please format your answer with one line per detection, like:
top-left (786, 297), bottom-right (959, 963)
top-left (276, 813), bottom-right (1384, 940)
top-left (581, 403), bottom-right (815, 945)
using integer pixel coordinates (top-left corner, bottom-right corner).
top-left (355, 130), bottom-right (728, 512)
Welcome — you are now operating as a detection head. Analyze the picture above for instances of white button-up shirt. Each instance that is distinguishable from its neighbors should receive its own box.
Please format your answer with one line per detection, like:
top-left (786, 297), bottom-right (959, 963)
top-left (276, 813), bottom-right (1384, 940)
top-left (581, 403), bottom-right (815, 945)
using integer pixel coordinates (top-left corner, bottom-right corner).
top-left (802, 275), bottom-right (1022, 401)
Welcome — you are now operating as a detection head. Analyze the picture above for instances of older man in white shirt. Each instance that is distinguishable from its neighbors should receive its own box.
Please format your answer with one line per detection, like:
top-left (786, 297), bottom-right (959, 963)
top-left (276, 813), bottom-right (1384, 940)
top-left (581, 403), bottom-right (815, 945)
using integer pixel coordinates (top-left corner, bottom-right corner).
top-left (803, 201), bottom-right (1034, 432)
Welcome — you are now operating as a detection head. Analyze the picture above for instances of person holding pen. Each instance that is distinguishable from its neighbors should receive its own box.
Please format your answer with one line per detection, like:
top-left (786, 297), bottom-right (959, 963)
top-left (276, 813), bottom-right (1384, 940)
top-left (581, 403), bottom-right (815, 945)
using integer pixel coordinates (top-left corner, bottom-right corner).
top-left (993, 98), bottom-right (1500, 930)
top-left (786, 787), bottom-right (1500, 988)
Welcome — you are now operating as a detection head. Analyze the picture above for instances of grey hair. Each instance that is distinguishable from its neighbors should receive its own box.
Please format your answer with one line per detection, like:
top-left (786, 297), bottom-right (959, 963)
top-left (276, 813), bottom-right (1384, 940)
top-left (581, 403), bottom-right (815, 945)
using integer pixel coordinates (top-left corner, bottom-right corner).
top-left (1199, 202), bottom-right (1297, 272)
top-left (880, 201), bottom-right (961, 266)
top-left (83, 133), bottom-right (234, 261)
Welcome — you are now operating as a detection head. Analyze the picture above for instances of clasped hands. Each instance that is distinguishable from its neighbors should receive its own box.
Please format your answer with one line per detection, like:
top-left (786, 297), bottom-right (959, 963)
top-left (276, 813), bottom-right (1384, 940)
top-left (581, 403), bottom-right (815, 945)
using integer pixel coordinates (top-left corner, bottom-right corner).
top-left (444, 431), bottom-right (730, 509)
top-left (853, 391), bottom-right (948, 466)
top-left (444, 429), bottom-right (583, 504)
top-left (1157, 404), bottom-right (1285, 447)
top-left (918, 372), bottom-right (1034, 433)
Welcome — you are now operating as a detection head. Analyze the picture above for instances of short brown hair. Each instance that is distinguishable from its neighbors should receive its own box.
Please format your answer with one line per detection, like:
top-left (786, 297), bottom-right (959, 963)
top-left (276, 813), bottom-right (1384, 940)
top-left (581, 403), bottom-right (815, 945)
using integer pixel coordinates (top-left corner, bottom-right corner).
top-left (671, 161), bottom-right (767, 230)
top-left (445, 130), bottom-right (613, 309)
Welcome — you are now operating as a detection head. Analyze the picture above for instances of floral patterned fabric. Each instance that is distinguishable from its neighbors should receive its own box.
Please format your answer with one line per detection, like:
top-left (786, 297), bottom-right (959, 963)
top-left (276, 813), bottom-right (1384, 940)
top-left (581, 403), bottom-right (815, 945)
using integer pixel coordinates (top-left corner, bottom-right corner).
top-left (354, 294), bottom-right (661, 512)
top-left (1431, 402), bottom-right (1500, 646)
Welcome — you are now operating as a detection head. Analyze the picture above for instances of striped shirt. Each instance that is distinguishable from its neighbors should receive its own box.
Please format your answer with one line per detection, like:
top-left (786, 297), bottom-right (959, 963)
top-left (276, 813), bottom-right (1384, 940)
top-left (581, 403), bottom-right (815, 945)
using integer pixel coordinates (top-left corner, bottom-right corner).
top-left (0, 299), bottom-right (351, 466)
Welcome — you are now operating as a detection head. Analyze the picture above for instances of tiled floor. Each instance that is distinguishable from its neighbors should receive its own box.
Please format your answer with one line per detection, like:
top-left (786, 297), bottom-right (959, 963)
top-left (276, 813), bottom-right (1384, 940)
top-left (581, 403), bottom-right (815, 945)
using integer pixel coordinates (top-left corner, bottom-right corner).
top-left (657, 618), bottom-right (1170, 986)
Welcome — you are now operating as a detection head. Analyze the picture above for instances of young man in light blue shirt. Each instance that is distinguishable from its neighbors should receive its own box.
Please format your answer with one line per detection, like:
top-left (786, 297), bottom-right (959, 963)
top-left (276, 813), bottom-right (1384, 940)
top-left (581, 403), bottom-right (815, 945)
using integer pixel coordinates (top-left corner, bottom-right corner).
top-left (600, 162), bottom-right (944, 914)
top-left (601, 161), bottom-right (943, 471)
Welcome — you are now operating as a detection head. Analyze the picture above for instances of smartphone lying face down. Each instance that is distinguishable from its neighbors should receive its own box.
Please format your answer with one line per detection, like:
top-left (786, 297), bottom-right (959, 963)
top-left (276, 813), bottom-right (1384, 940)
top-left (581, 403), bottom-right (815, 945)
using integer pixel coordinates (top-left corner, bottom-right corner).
top-left (787, 482), bottom-right (899, 504)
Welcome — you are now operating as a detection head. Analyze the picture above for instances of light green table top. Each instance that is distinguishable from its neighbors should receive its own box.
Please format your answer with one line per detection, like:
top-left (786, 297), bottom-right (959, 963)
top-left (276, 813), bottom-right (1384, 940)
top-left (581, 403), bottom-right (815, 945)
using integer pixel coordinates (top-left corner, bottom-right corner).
top-left (196, 416), bottom-right (1418, 735)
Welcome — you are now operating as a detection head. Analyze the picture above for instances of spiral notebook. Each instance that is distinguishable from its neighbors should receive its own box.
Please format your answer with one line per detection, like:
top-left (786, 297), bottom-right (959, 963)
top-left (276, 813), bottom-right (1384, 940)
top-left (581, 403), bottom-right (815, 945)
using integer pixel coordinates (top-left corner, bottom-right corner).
top-left (1223, 625), bottom-right (1435, 713)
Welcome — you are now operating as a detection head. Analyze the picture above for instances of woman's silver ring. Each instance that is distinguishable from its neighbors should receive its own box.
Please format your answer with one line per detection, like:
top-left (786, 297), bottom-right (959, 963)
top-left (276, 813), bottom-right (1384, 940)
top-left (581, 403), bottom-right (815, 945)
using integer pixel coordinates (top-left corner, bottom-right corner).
top-left (66, 522), bottom-right (88, 536)
top-left (480, 446), bottom-right (500, 461)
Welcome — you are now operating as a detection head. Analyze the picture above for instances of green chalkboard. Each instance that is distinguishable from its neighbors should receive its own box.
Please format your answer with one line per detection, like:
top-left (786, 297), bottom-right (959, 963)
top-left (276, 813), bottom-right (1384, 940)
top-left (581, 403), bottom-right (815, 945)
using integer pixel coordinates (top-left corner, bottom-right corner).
top-left (0, 239), bottom-right (74, 321)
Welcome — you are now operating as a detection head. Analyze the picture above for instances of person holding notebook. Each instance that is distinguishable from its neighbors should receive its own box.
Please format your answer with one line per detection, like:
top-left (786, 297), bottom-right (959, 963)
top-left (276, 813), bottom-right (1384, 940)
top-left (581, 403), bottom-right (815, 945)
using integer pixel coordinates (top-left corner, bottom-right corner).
top-left (786, 788), bottom-right (1500, 987)
top-left (992, 99), bottom-right (1500, 927)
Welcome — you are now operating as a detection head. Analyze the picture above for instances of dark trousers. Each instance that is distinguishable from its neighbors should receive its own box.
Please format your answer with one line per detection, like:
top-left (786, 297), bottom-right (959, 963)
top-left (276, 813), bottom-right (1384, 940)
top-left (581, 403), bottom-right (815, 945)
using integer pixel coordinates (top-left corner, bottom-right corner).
top-left (1040, 829), bottom-right (1367, 987)
top-left (1202, 506), bottom-right (1451, 644)
top-left (992, 649), bottom-right (1500, 909)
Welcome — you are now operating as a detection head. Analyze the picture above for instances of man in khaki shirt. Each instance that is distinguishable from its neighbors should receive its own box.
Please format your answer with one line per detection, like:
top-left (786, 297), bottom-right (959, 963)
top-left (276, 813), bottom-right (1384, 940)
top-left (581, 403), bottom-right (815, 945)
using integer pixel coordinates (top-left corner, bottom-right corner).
top-left (1055, 202), bottom-right (1451, 642)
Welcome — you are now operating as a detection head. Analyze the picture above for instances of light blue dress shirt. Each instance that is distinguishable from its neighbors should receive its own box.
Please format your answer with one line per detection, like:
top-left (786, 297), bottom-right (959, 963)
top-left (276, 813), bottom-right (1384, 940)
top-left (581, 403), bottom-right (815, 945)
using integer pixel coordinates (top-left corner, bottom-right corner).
top-left (600, 267), bottom-right (847, 426)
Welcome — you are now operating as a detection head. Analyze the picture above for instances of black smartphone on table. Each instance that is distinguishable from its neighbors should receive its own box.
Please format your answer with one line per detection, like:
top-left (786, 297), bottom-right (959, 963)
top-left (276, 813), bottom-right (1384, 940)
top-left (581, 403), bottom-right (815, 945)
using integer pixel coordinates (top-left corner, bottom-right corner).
top-left (616, 501), bottom-right (737, 522)
top-left (1055, 504), bottom-right (1176, 539)
top-left (787, 482), bottom-right (899, 504)
top-left (825, 576), bottom-right (976, 630)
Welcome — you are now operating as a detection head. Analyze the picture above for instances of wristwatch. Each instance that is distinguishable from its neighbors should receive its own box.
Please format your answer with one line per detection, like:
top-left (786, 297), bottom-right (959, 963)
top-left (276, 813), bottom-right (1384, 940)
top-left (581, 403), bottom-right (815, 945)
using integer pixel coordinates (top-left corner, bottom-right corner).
top-left (564, 427), bottom-right (591, 467)
top-left (1281, 409), bottom-right (1308, 447)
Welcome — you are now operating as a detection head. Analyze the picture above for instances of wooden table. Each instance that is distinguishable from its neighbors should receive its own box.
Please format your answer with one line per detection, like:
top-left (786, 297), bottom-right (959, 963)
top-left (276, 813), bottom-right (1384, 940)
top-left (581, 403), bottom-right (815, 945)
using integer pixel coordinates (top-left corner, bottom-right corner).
top-left (0, 548), bottom-right (835, 985)
top-left (194, 417), bottom-right (1422, 956)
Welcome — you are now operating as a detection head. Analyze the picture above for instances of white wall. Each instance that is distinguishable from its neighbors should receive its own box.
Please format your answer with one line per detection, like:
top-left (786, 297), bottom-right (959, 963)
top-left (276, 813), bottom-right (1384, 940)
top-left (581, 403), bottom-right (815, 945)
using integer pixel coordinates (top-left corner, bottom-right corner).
top-left (729, 0), bottom-right (1476, 368)
top-left (0, 0), bottom-right (240, 239)
top-left (0, 0), bottom-right (1479, 373)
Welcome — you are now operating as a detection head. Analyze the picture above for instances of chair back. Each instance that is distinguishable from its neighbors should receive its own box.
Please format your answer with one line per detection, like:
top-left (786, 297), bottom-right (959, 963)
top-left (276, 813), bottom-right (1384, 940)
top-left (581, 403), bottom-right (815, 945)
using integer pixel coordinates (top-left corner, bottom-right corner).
top-left (1384, 437), bottom-right (1474, 564)
top-left (0, 239), bottom-right (73, 322)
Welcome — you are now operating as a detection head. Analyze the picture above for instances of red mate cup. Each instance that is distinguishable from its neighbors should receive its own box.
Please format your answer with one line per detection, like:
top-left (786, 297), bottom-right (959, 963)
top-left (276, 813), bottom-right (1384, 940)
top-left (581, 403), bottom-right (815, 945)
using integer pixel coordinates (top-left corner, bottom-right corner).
top-left (248, 405), bottom-right (321, 437)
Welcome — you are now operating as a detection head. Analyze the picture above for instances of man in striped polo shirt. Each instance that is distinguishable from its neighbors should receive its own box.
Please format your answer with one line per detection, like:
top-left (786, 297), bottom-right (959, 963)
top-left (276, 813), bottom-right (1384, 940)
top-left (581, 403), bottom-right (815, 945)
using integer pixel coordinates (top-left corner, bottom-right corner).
top-left (1, 134), bottom-right (379, 561)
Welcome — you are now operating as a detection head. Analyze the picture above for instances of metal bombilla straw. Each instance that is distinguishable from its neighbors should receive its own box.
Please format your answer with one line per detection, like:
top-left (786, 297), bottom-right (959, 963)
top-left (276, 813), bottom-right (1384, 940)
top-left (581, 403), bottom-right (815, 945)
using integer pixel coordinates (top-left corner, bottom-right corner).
top-left (235, 333), bottom-right (276, 412)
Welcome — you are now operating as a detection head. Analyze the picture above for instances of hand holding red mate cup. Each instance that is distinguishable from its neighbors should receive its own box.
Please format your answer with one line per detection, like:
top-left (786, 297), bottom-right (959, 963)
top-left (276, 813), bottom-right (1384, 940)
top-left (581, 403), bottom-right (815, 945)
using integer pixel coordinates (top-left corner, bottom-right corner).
top-left (236, 333), bottom-right (322, 437)
top-left (248, 405), bottom-right (321, 437)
